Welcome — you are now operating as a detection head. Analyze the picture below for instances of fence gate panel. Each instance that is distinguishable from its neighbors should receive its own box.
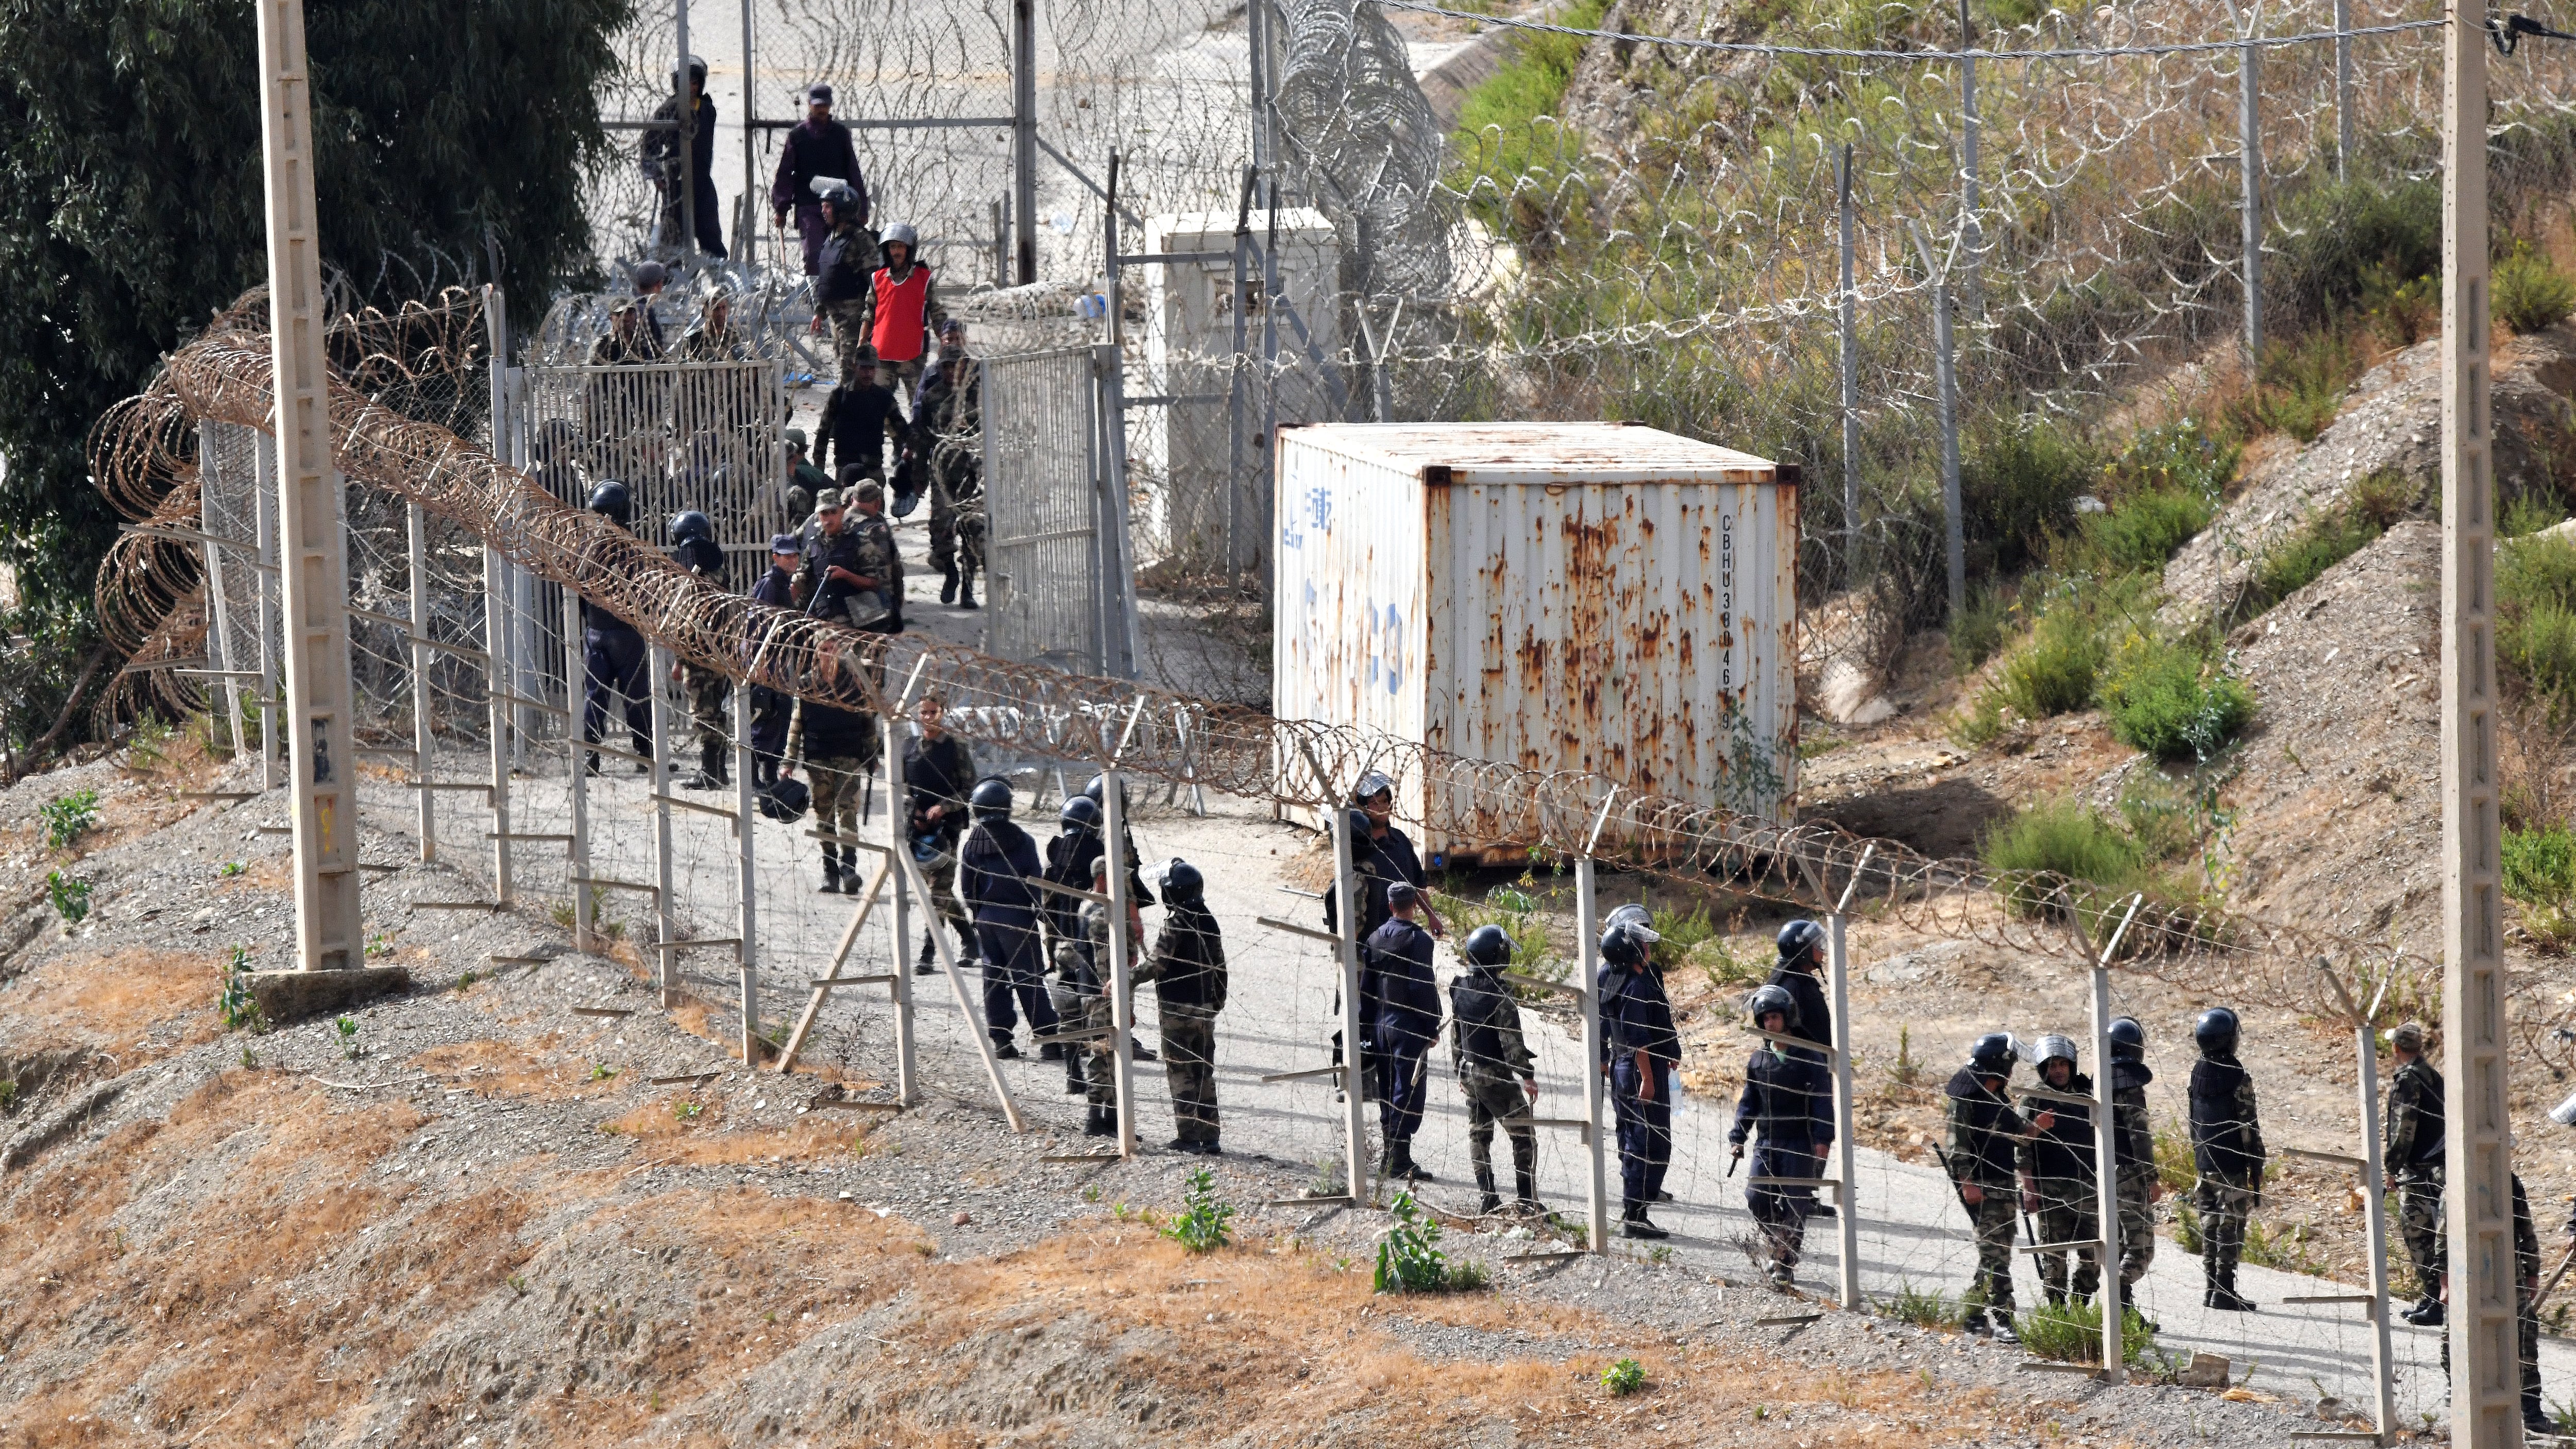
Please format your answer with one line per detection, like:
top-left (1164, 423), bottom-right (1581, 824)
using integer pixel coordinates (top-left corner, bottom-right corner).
top-left (984, 347), bottom-right (1107, 674)
top-left (522, 359), bottom-right (788, 591)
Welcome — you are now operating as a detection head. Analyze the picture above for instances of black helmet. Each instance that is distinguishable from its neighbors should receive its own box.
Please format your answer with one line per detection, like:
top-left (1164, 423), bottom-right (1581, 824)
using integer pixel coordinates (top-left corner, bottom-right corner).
top-left (1057, 795), bottom-right (1100, 835)
top-left (2108, 1016), bottom-right (2146, 1061)
top-left (1748, 982), bottom-right (1800, 1031)
top-left (668, 509), bottom-right (714, 545)
top-left (674, 54), bottom-right (708, 86)
top-left (1777, 918), bottom-right (1825, 968)
top-left (1342, 807), bottom-right (1375, 847)
top-left (969, 776), bottom-right (1014, 822)
top-left (1082, 772), bottom-right (1128, 811)
top-left (822, 184), bottom-right (861, 220)
top-left (1604, 902), bottom-right (1654, 936)
top-left (1157, 858), bottom-right (1205, 903)
top-left (758, 774), bottom-right (811, 823)
top-left (1600, 923), bottom-right (1649, 970)
top-left (1969, 1032), bottom-right (2017, 1072)
top-left (587, 480), bottom-right (633, 526)
top-left (1461, 924), bottom-right (1513, 968)
top-left (2194, 1007), bottom-right (2241, 1056)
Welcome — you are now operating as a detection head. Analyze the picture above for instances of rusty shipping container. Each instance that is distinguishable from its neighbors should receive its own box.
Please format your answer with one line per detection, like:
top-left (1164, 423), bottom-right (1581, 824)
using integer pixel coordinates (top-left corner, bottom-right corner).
top-left (1273, 422), bottom-right (1798, 866)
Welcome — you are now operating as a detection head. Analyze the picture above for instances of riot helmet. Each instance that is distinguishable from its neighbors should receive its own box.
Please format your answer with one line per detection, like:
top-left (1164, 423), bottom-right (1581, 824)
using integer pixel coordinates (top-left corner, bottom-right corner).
top-left (1776, 918), bottom-right (1825, 970)
top-left (2194, 1007), bottom-right (2241, 1056)
top-left (1081, 772), bottom-right (1129, 811)
top-left (1604, 902), bottom-right (1656, 939)
top-left (1057, 795), bottom-right (1101, 836)
top-left (1460, 924), bottom-right (1513, 968)
top-left (1599, 923), bottom-right (1650, 970)
top-left (1748, 983), bottom-right (1801, 1033)
top-left (668, 509), bottom-right (714, 545)
top-left (969, 777), bottom-right (1014, 822)
top-left (883, 221), bottom-right (920, 258)
top-left (2108, 1016), bottom-right (2146, 1062)
top-left (1154, 858), bottom-right (1205, 904)
top-left (586, 480), bottom-right (633, 526)
top-left (1969, 1032), bottom-right (2018, 1075)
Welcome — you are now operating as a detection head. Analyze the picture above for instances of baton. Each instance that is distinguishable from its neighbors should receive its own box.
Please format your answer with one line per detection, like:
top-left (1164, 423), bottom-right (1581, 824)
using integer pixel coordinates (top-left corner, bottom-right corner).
top-left (2534, 1242), bottom-right (2576, 1319)
top-left (1727, 1146), bottom-right (1741, 1179)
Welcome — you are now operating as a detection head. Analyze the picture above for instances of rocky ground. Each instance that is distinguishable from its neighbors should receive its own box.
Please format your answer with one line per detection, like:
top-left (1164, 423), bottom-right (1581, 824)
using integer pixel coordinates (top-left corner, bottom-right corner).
top-left (0, 747), bottom-right (2340, 1448)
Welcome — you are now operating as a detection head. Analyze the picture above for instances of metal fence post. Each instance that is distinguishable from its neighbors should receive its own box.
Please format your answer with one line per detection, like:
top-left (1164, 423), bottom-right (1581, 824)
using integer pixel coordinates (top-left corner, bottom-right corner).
top-left (674, 0), bottom-right (695, 259)
top-left (736, 679), bottom-right (760, 1066)
top-left (1908, 221), bottom-right (1965, 620)
top-left (1956, 0), bottom-right (1982, 308)
top-left (483, 545), bottom-right (515, 905)
top-left (2335, 0), bottom-right (2354, 183)
top-left (650, 643), bottom-right (677, 1006)
top-left (2327, 965), bottom-right (2401, 1444)
top-left (562, 587), bottom-right (593, 951)
top-left (1104, 766), bottom-right (1138, 1158)
top-left (253, 427), bottom-right (280, 793)
top-left (1837, 142), bottom-right (1860, 567)
top-left (1826, 911), bottom-right (1861, 1307)
top-left (1575, 853), bottom-right (1608, 1254)
top-left (1011, 0), bottom-right (1037, 284)
top-left (1226, 167), bottom-right (1254, 582)
top-left (738, 0), bottom-right (757, 267)
top-left (1331, 807), bottom-right (1368, 1205)
top-left (1095, 343), bottom-right (1141, 678)
top-left (408, 504), bottom-right (437, 860)
top-left (884, 708), bottom-right (918, 1104)
top-left (197, 423), bottom-right (248, 759)
top-left (2240, 32), bottom-right (2264, 366)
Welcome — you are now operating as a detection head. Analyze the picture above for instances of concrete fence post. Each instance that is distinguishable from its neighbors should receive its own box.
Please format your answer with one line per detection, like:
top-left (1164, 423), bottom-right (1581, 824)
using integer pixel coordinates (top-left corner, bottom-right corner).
top-left (483, 547), bottom-right (515, 905)
top-left (408, 504), bottom-right (437, 860)
top-left (736, 679), bottom-right (760, 1066)
top-left (1104, 766), bottom-right (1138, 1158)
top-left (1575, 853), bottom-right (1608, 1254)
top-left (650, 643), bottom-right (677, 1006)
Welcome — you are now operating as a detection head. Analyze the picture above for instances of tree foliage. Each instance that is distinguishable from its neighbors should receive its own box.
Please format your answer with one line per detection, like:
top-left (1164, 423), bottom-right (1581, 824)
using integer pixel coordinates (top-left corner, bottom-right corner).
top-left (0, 0), bottom-right (631, 607)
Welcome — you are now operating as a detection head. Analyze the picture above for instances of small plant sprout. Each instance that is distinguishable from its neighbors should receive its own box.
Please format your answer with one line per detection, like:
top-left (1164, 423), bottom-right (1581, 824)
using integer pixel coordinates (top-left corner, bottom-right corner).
top-left (239, 1046), bottom-right (260, 1069)
top-left (507, 1273), bottom-right (530, 1297)
top-left (335, 1015), bottom-right (364, 1060)
top-left (39, 789), bottom-right (99, 853)
top-left (219, 944), bottom-right (263, 1032)
top-left (1161, 1168), bottom-right (1235, 1253)
top-left (672, 1101), bottom-right (704, 1122)
top-left (365, 931), bottom-right (396, 959)
top-left (1374, 1190), bottom-right (1457, 1293)
top-left (1601, 1358), bottom-right (1647, 1396)
top-left (0, 1079), bottom-right (17, 1113)
top-left (45, 871), bottom-right (90, 924)
top-left (591, 1063), bottom-right (618, 1081)
top-left (218, 860), bottom-right (245, 878)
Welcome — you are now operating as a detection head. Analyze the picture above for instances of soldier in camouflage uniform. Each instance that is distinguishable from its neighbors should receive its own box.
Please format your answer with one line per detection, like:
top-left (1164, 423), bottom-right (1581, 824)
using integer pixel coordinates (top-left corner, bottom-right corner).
top-left (2189, 1007), bottom-right (2266, 1312)
top-left (1137, 857), bottom-right (1227, 1154)
top-left (2107, 1017), bottom-right (2162, 1291)
top-left (2016, 1036), bottom-right (2102, 1306)
top-left (912, 319), bottom-right (986, 607)
top-left (1059, 858), bottom-right (1125, 1136)
top-left (1450, 924), bottom-right (1541, 1215)
top-left (1945, 1033), bottom-right (2030, 1338)
top-left (668, 511), bottom-right (733, 790)
top-left (2384, 1020), bottom-right (2447, 1325)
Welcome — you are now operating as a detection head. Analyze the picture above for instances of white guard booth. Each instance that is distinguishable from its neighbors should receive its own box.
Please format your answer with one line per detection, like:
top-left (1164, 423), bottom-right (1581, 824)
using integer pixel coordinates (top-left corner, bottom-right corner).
top-left (1272, 422), bottom-right (1799, 865)
top-left (1140, 208), bottom-right (1341, 570)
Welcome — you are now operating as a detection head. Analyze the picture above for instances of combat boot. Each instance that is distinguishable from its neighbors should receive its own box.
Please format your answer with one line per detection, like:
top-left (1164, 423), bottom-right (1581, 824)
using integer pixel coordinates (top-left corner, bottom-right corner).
top-left (818, 851), bottom-right (844, 893)
top-left (939, 565), bottom-right (958, 605)
top-left (958, 565), bottom-right (979, 610)
top-left (914, 931), bottom-right (941, 975)
top-left (1513, 1141), bottom-right (1547, 1215)
top-left (2402, 1297), bottom-right (2444, 1326)
top-left (1063, 1061), bottom-right (1086, 1096)
top-left (1474, 1164), bottom-right (1501, 1216)
top-left (1083, 1107), bottom-right (1112, 1137)
top-left (585, 750), bottom-right (604, 777)
top-left (1621, 1204), bottom-right (1668, 1240)
top-left (2525, 1387), bottom-right (2556, 1438)
top-left (2207, 1266), bottom-right (2256, 1313)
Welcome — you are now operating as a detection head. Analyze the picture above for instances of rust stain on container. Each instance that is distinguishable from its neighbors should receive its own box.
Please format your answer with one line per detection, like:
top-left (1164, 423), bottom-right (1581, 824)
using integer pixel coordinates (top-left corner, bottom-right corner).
top-left (1274, 423), bottom-right (1798, 864)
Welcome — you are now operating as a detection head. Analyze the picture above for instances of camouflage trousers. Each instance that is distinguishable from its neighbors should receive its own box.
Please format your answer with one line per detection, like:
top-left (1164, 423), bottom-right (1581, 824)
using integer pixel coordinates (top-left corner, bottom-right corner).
top-left (1462, 1070), bottom-right (1536, 1201)
top-left (683, 664), bottom-right (730, 757)
top-left (1961, 1187), bottom-right (2020, 1317)
top-left (2117, 1165), bottom-right (2158, 1287)
top-left (2030, 1178), bottom-right (2102, 1305)
top-left (825, 300), bottom-right (871, 382)
top-left (918, 851), bottom-right (972, 946)
top-left (2395, 1169), bottom-right (2443, 1303)
top-left (2195, 1174), bottom-right (2259, 1280)
top-left (806, 756), bottom-right (870, 868)
top-left (1045, 962), bottom-right (1113, 1100)
top-left (1160, 1005), bottom-right (1219, 1146)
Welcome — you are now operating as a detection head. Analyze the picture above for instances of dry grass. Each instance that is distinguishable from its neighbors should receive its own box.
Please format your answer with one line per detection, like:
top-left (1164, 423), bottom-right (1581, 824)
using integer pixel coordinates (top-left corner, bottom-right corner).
top-left (1, 946), bottom-right (223, 1053)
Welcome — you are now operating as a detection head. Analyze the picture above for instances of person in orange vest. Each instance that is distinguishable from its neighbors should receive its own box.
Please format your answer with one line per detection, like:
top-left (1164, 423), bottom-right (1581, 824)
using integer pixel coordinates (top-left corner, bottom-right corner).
top-left (858, 223), bottom-right (946, 416)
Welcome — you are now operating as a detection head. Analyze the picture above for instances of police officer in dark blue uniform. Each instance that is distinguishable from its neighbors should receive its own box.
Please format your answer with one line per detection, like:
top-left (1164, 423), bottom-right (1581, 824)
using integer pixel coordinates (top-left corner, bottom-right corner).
top-left (1730, 982), bottom-right (1835, 1287)
top-left (1366, 881), bottom-right (1443, 1182)
top-left (579, 482), bottom-right (654, 777)
top-left (1600, 915), bottom-right (1679, 1239)
top-left (958, 776), bottom-right (1056, 1058)
top-left (1768, 919), bottom-right (1832, 1054)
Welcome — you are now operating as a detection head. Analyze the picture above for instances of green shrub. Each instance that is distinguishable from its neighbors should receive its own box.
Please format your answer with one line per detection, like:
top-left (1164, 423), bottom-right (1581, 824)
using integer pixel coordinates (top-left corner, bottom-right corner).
top-left (1161, 1168), bottom-right (1236, 1253)
top-left (1600, 1357), bottom-right (1647, 1395)
top-left (45, 870), bottom-right (90, 924)
top-left (39, 789), bottom-right (99, 854)
top-left (1376, 1190), bottom-right (1478, 1293)
top-left (2079, 485), bottom-right (2215, 575)
top-left (2097, 634), bottom-right (2257, 760)
top-left (1995, 603), bottom-right (2106, 720)
top-left (1436, 878), bottom-right (1564, 1000)
top-left (2103, 420), bottom-right (2240, 502)
top-left (2501, 531), bottom-right (2576, 720)
top-left (2504, 825), bottom-right (2576, 953)
top-left (1949, 586), bottom-right (2012, 674)
top-left (2495, 242), bottom-right (2576, 334)
top-left (218, 944), bottom-right (263, 1032)
top-left (2013, 1299), bottom-right (2159, 1366)
top-left (1964, 417), bottom-right (2102, 579)
top-left (2503, 493), bottom-right (2570, 540)
top-left (1880, 1280), bottom-right (1965, 1330)
top-left (2269, 176), bottom-right (2443, 328)
top-left (1981, 799), bottom-right (2151, 920)
top-left (2236, 329), bottom-right (2364, 443)
top-left (2241, 474), bottom-right (2412, 616)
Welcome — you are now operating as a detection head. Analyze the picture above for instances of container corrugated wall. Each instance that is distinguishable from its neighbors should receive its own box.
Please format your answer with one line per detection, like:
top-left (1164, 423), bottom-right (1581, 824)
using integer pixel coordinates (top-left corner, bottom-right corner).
top-left (1275, 423), bottom-right (1798, 865)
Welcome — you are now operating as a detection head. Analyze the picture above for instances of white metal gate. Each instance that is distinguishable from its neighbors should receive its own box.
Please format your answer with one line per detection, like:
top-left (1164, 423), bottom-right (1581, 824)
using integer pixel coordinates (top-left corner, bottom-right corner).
top-left (522, 359), bottom-right (789, 583)
top-left (983, 345), bottom-right (1139, 677)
